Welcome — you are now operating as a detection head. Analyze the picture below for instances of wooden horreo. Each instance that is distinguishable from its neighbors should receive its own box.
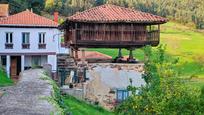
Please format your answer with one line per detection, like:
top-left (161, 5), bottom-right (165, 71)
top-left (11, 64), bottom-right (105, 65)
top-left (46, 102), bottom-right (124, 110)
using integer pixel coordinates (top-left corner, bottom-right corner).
top-left (60, 4), bottom-right (167, 62)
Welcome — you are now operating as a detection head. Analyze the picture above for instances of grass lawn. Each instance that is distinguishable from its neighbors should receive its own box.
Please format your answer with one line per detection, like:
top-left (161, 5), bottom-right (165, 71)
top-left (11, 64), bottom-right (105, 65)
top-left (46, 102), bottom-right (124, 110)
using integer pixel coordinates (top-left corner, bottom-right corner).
top-left (88, 21), bottom-right (204, 88)
top-left (63, 95), bottom-right (114, 115)
top-left (0, 68), bottom-right (13, 87)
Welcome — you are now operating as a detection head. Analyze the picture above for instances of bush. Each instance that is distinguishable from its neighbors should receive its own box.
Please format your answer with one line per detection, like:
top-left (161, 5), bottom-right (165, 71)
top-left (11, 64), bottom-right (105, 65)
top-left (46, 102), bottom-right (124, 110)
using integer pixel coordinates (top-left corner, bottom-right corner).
top-left (115, 45), bottom-right (204, 114)
top-left (0, 68), bottom-right (13, 87)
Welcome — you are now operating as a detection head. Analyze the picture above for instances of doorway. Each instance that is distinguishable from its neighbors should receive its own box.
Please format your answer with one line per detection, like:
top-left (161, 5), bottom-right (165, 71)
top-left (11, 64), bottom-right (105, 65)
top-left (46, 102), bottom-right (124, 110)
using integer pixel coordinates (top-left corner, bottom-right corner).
top-left (10, 56), bottom-right (21, 80)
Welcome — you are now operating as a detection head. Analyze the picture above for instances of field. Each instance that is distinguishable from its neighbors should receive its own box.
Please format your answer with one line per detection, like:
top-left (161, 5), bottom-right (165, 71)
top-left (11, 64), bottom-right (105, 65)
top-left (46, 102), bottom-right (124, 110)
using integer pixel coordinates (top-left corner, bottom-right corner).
top-left (89, 22), bottom-right (204, 88)
top-left (0, 68), bottom-right (13, 87)
top-left (63, 96), bottom-right (114, 115)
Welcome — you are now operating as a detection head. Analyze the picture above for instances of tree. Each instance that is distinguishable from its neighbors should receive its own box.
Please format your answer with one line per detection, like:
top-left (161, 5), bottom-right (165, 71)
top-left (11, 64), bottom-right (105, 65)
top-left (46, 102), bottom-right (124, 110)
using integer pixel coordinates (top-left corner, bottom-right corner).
top-left (115, 45), bottom-right (203, 114)
top-left (95, 0), bottom-right (106, 6)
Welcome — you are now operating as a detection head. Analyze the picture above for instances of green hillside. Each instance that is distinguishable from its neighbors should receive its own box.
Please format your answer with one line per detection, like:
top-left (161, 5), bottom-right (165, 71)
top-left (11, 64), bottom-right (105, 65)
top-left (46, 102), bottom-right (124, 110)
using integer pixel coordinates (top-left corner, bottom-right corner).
top-left (89, 22), bottom-right (204, 88)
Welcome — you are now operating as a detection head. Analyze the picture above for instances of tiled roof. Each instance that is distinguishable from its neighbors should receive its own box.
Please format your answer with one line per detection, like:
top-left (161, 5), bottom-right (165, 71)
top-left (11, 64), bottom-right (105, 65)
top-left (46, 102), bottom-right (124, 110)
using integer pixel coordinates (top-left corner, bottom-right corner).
top-left (0, 4), bottom-right (9, 17)
top-left (0, 10), bottom-right (58, 27)
top-left (67, 4), bottom-right (167, 24)
top-left (78, 51), bottom-right (112, 59)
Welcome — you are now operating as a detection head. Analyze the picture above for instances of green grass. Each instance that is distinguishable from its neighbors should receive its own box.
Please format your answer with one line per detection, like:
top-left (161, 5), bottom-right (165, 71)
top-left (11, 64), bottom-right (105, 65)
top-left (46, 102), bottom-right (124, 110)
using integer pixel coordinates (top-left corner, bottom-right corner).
top-left (63, 95), bottom-right (114, 115)
top-left (88, 21), bottom-right (204, 88)
top-left (0, 68), bottom-right (13, 87)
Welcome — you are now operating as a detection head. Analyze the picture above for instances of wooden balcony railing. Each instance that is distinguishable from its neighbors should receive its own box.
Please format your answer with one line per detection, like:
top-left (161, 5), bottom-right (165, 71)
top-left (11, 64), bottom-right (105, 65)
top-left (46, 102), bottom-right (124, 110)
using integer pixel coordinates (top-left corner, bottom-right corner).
top-left (70, 29), bottom-right (160, 43)
top-left (66, 29), bottom-right (160, 48)
top-left (147, 30), bottom-right (160, 41)
top-left (5, 43), bottom-right (13, 49)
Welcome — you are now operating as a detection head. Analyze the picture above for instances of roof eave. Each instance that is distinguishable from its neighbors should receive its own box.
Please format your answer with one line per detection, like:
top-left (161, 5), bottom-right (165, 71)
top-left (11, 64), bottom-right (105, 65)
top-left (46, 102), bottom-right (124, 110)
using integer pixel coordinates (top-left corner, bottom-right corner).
top-left (0, 24), bottom-right (58, 28)
top-left (64, 19), bottom-right (168, 24)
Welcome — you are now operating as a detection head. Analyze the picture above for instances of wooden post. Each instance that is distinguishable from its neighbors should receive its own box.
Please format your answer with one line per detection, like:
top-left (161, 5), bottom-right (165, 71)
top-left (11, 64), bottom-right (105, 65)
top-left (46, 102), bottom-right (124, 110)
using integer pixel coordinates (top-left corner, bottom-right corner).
top-left (131, 24), bottom-right (133, 41)
top-left (121, 24), bottom-right (124, 41)
top-left (104, 24), bottom-right (106, 40)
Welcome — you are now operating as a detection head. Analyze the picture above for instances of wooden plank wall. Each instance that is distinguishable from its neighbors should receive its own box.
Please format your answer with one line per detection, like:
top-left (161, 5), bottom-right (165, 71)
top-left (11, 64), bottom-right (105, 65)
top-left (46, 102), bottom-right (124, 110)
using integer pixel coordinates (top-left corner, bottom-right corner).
top-left (76, 23), bottom-right (147, 42)
top-left (65, 23), bottom-right (160, 47)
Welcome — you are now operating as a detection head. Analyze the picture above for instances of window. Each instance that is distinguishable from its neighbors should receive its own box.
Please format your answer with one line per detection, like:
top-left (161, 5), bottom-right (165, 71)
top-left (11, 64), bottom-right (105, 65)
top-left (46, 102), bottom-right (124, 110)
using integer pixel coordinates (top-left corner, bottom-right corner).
top-left (1, 56), bottom-right (6, 66)
top-left (6, 32), bottom-right (13, 43)
top-left (22, 32), bottom-right (30, 49)
top-left (116, 89), bottom-right (129, 102)
top-left (32, 56), bottom-right (42, 67)
top-left (39, 33), bottom-right (45, 44)
top-left (38, 33), bottom-right (46, 49)
top-left (5, 32), bottom-right (13, 49)
top-left (22, 33), bottom-right (30, 44)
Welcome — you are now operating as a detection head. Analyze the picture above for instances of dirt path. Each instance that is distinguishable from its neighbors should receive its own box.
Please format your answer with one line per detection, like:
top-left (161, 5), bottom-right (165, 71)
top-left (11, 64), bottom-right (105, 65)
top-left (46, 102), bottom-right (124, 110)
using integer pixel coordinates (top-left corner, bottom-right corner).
top-left (0, 69), bottom-right (55, 115)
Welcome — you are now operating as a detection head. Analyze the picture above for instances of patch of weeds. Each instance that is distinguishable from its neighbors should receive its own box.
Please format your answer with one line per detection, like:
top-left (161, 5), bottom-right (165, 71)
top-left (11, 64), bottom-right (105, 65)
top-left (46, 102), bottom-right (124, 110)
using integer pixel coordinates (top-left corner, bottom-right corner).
top-left (39, 72), bottom-right (70, 115)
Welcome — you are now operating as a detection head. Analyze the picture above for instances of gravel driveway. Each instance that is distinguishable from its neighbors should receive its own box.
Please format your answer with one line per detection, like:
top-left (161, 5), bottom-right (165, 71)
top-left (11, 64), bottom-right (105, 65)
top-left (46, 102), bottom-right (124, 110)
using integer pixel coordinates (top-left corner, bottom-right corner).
top-left (0, 69), bottom-right (55, 115)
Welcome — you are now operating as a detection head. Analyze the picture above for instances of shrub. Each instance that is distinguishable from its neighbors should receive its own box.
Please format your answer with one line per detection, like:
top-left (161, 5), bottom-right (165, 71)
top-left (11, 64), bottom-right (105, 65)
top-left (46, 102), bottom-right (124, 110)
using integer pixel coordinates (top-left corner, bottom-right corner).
top-left (115, 45), bottom-right (204, 114)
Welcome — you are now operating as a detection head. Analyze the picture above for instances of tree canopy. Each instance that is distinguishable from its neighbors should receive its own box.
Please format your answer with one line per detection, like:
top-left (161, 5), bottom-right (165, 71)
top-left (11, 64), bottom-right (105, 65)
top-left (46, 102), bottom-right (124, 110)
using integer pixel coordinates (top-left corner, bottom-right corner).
top-left (1, 0), bottom-right (204, 29)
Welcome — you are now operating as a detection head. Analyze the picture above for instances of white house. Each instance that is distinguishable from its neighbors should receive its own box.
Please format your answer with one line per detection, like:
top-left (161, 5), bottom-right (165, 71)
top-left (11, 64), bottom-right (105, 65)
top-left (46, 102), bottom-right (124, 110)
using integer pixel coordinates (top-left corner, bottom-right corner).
top-left (0, 8), bottom-right (68, 79)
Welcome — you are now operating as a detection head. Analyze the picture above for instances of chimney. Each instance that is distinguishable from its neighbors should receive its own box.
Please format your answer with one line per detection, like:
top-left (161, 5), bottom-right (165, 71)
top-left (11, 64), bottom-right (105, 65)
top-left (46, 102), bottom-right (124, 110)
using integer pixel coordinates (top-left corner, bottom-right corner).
top-left (0, 4), bottom-right (9, 17)
top-left (54, 12), bottom-right (59, 23)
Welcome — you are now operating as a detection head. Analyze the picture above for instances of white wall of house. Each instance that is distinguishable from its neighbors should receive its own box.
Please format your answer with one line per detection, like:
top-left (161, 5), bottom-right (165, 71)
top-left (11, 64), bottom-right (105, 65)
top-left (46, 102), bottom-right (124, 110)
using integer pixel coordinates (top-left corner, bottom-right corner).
top-left (0, 27), bottom-right (61, 53)
top-left (47, 55), bottom-right (57, 71)
top-left (24, 55), bottom-right (47, 67)
top-left (0, 27), bottom-right (69, 75)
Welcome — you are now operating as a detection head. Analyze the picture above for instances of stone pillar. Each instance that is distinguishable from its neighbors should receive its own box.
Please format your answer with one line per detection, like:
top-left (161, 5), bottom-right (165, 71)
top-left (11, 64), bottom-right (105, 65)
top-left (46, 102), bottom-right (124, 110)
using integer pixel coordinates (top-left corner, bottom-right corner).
top-left (6, 55), bottom-right (10, 78)
top-left (118, 48), bottom-right (123, 58)
top-left (129, 49), bottom-right (134, 60)
top-left (81, 49), bottom-right (85, 63)
top-left (21, 55), bottom-right (25, 72)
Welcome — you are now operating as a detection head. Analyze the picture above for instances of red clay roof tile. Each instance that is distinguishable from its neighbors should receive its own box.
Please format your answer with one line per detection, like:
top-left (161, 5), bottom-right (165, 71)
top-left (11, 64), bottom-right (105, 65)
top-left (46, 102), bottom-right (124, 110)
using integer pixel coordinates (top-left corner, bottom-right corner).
top-left (67, 4), bottom-right (167, 24)
top-left (78, 51), bottom-right (112, 59)
top-left (0, 10), bottom-right (58, 27)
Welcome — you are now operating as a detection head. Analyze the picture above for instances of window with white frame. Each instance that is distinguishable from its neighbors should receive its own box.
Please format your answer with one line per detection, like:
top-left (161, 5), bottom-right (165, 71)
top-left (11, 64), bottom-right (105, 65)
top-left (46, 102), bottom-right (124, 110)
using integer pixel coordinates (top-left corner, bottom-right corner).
top-left (6, 32), bottom-right (13, 44)
top-left (22, 32), bottom-right (30, 44)
top-left (39, 33), bottom-right (46, 44)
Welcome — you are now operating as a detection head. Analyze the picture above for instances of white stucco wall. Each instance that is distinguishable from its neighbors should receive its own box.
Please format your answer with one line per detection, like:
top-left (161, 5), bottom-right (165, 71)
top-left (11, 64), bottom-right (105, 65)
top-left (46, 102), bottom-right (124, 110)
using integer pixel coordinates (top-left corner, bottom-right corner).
top-left (24, 55), bottom-right (47, 67)
top-left (25, 56), bottom-right (32, 67)
top-left (47, 55), bottom-right (57, 71)
top-left (0, 27), bottom-right (61, 53)
top-left (0, 27), bottom-right (69, 74)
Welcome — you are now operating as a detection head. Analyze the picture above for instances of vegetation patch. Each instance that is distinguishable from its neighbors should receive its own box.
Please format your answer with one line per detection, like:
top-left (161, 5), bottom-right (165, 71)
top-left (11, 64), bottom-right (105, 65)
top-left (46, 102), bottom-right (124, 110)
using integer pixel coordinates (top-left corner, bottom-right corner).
top-left (40, 71), bottom-right (112, 115)
top-left (0, 68), bottom-right (13, 87)
top-left (115, 45), bottom-right (204, 114)
top-left (62, 95), bottom-right (114, 115)
top-left (40, 73), bottom-right (68, 115)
